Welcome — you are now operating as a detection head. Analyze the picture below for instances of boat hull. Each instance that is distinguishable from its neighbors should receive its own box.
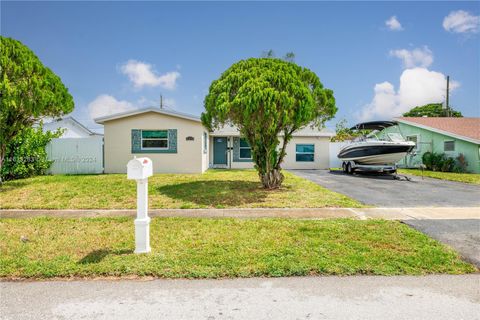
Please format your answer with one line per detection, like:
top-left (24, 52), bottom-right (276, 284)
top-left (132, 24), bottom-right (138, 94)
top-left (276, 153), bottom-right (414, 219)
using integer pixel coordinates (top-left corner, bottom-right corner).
top-left (338, 143), bottom-right (414, 165)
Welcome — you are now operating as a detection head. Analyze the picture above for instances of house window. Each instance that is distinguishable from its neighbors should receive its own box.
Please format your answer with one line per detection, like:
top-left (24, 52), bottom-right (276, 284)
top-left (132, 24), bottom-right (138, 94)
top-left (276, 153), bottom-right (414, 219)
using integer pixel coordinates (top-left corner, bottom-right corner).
top-left (239, 138), bottom-right (252, 159)
top-left (444, 140), bottom-right (455, 152)
top-left (141, 130), bottom-right (168, 150)
top-left (406, 135), bottom-right (419, 151)
top-left (296, 144), bottom-right (315, 162)
top-left (203, 132), bottom-right (208, 153)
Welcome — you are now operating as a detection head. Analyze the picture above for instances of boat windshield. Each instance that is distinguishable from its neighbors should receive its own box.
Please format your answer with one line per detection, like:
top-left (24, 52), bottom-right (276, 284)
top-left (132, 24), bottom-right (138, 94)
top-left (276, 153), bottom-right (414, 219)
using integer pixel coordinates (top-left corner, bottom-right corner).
top-left (353, 126), bottom-right (406, 142)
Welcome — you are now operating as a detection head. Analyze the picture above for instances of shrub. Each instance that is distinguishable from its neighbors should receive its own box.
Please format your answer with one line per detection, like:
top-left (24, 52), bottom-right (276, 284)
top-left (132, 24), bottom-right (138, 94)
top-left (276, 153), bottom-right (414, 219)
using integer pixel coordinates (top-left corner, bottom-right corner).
top-left (454, 153), bottom-right (469, 173)
top-left (1, 125), bottom-right (61, 181)
top-left (421, 151), bottom-right (460, 173)
top-left (441, 157), bottom-right (455, 172)
top-left (422, 152), bottom-right (434, 170)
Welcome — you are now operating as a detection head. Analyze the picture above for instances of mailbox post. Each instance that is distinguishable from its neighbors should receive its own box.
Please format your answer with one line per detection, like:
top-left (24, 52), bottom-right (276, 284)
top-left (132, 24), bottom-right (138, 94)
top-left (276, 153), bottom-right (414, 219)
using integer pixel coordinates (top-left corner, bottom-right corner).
top-left (127, 157), bottom-right (153, 254)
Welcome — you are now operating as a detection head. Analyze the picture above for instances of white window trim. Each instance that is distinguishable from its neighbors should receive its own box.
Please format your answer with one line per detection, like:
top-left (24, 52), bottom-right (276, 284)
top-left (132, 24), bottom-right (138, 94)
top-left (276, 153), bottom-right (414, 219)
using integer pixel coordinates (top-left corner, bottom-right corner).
top-left (141, 129), bottom-right (169, 150)
top-left (406, 134), bottom-right (420, 151)
top-left (296, 144), bottom-right (315, 162)
top-left (443, 139), bottom-right (455, 152)
top-left (239, 138), bottom-right (252, 159)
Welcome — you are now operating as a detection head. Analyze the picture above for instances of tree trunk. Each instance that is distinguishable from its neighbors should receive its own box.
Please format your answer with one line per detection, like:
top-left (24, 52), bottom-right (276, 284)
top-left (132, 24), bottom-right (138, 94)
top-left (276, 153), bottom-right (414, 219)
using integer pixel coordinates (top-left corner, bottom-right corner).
top-left (259, 168), bottom-right (284, 189)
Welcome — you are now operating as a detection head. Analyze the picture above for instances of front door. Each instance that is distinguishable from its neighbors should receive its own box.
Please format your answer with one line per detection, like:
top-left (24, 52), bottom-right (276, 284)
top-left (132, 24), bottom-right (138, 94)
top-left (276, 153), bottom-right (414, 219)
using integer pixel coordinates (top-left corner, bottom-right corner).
top-left (213, 137), bottom-right (228, 165)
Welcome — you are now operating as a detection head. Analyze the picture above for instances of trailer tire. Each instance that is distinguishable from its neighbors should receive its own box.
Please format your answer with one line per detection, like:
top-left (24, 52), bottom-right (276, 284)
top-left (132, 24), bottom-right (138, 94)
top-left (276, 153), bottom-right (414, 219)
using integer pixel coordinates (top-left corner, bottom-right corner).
top-left (342, 162), bottom-right (347, 173)
top-left (346, 163), bottom-right (354, 175)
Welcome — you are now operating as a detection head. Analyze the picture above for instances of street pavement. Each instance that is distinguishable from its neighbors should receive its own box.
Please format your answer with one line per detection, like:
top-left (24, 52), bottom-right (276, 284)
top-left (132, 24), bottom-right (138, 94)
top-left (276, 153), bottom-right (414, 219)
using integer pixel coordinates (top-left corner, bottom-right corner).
top-left (1, 275), bottom-right (479, 320)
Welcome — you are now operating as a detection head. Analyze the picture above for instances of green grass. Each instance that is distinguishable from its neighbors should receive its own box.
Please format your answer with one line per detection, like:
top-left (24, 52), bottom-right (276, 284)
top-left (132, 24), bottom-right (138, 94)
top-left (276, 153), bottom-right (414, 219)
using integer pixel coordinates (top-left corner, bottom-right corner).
top-left (399, 169), bottom-right (480, 185)
top-left (0, 217), bottom-right (475, 279)
top-left (0, 169), bottom-right (363, 209)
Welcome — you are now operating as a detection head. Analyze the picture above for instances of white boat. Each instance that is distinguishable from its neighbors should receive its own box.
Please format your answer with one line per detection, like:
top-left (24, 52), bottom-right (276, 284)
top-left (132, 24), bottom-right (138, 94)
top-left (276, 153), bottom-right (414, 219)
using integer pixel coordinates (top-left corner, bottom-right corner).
top-left (338, 121), bottom-right (415, 167)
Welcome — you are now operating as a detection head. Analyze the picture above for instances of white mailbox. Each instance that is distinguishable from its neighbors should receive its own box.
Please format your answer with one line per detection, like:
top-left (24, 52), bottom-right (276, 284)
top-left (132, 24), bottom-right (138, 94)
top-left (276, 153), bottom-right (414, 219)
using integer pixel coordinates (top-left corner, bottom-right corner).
top-left (127, 157), bottom-right (153, 180)
top-left (126, 156), bottom-right (153, 254)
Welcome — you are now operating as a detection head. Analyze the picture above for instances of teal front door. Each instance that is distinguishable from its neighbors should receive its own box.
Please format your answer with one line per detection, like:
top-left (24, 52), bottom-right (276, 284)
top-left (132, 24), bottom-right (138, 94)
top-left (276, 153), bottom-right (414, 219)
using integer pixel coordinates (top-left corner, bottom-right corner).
top-left (213, 137), bottom-right (228, 165)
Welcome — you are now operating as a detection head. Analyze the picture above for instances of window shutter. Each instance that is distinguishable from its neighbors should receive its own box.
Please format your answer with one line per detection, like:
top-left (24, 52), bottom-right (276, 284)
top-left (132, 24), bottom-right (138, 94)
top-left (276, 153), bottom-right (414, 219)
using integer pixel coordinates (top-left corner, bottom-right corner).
top-left (131, 129), bottom-right (141, 153)
top-left (168, 129), bottom-right (177, 153)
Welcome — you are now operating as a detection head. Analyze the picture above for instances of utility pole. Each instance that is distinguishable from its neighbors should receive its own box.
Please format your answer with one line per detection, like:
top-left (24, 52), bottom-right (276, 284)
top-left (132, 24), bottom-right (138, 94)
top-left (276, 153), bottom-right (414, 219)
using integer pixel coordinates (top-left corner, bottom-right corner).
top-left (445, 76), bottom-right (450, 117)
top-left (160, 94), bottom-right (163, 109)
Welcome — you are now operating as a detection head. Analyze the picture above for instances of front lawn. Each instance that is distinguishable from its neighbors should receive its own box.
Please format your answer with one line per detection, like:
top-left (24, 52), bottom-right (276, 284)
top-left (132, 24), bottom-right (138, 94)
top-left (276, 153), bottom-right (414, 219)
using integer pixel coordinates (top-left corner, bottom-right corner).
top-left (0, 169), bottom-right (363, 209)
top-left (0, 217), bottom-right (474, 278)
top-left (399, 169), bottom-right (480, 185)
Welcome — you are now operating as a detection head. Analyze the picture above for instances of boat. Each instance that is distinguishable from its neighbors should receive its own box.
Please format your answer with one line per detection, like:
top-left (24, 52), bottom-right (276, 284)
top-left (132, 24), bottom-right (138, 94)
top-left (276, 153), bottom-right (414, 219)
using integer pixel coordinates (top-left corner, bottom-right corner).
top-left (337, 121), bottom-right (415, 171)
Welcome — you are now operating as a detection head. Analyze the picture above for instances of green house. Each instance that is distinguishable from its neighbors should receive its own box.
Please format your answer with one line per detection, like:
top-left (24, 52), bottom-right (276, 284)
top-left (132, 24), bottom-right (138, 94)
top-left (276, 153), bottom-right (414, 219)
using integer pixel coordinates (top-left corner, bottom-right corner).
top-left (394, 117), bottom-right (480, 173)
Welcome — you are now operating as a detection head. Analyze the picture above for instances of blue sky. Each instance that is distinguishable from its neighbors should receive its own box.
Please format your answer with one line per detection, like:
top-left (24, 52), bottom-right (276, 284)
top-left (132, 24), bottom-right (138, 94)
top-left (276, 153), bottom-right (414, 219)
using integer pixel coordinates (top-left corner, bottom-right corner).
top-left (2, 1), bottom-right (479, 131)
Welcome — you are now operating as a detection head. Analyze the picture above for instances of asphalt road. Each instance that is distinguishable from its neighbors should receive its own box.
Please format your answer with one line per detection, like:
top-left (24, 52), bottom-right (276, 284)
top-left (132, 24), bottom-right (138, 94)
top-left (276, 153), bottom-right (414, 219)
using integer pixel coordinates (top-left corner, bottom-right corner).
top-left (404, 219), bottom-right (480, 267)
top-left (290, 170), bottom-right (480, 207)
top-left (1, 275), bottom-right (479, 320)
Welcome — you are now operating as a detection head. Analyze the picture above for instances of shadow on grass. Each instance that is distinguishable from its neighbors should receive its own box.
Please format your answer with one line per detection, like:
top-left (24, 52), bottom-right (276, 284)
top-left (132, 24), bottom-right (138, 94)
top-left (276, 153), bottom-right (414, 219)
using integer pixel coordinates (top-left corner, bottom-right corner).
top-left (78, 249), bottom-right (133, 264)
top-left (156, 180), bottom-right (269, 207)
top-left (0, 180), bottom-right (31, 192)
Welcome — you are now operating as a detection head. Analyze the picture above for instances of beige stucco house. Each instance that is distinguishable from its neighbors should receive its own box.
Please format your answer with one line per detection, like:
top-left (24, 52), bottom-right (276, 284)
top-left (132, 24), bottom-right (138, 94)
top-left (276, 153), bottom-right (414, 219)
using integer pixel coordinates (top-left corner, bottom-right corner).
top-left (95, 107), bottom-right (334, 173)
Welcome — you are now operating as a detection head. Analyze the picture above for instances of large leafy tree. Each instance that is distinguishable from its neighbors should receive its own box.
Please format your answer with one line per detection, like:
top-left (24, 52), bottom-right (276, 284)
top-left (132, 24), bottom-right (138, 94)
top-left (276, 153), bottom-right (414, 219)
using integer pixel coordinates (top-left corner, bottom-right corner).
top-left (403, 103), bottom-right (462, 117)
top-left (0, 37), bottom-right (74, 182)
top-left (202, 58), bottom-right (337, 189)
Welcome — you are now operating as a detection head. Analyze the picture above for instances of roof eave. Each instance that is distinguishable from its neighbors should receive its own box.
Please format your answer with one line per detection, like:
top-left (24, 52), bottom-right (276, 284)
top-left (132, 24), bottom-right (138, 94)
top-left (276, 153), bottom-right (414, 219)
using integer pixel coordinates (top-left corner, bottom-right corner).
top-left (395, 118), bottom-right (480, 145)
top-left (94, 108), bottom-right (201, 124)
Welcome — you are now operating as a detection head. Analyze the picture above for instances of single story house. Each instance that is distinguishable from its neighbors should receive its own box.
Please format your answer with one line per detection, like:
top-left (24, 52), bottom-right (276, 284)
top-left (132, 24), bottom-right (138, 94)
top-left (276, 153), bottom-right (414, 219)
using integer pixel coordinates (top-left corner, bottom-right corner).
top-left (394, 117), bottom-right (480, 173)
top-left (95, 107), bottom-right (334, 174)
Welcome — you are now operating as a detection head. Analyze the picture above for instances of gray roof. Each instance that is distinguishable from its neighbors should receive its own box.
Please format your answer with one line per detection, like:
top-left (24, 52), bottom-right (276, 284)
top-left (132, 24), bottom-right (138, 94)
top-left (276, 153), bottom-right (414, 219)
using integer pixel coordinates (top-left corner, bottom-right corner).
top-left (94, 107), bottom-right (334, 137)
top-left (94, 107), bottom-right (201, 124)
top-left (211, 124), bottom-right (334, 137)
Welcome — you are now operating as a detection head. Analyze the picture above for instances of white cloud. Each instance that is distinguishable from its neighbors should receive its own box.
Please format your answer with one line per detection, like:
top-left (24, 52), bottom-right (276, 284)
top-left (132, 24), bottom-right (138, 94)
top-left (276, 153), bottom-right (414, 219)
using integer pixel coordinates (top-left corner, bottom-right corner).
top-left (120, 60), bottom-right (180, 89)
top-left (443, 10), bottom-right (480, 34)
top-left (385, 16), bottom-right (403, 31)
top-left (358, 68), bottom-right (460, 121)
top-left (389, 46), bottom-right (433, 69)
top-left (88, 94), bottom-right (136, 120)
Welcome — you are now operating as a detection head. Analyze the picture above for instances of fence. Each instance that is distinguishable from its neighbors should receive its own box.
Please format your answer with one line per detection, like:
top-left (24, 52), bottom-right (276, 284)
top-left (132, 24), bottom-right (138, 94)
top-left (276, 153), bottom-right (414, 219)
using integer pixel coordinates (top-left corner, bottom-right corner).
top-left (329, 141), bottom-right (349, 168)
top-left (46, 137), bottom-right (104, 174)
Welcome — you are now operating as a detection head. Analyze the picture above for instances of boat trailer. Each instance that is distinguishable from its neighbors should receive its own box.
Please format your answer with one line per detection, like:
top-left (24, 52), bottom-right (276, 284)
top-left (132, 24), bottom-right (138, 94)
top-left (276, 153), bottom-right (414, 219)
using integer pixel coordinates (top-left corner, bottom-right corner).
top-left (341, 161), bottom-right (412, 181)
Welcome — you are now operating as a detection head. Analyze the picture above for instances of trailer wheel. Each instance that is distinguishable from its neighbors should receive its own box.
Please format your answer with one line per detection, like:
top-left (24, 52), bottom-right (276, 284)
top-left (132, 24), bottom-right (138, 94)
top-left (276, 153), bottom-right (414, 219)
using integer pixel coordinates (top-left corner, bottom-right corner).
top-left (346, 162), bottom-right (354, 174)
top-left (342, 162), bottom-right (347, 173)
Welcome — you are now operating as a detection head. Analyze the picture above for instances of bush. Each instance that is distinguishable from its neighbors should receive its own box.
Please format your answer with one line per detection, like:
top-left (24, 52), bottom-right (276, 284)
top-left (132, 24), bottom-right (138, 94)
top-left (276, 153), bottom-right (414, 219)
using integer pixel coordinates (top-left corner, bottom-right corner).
top-left (421, 151), bottom-right (468, 173)
top-left (1, 125), bottom-right (61, 181)
top-left (422, 152), bottom-right (434, 170)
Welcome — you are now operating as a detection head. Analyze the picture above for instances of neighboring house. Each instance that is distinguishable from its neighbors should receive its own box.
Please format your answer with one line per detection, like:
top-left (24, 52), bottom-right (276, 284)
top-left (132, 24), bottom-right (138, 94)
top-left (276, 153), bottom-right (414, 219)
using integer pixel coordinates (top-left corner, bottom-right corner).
top-left (43, 116), bottom-right (103, 138)
top-left (95, 107), bottom-right (334, 174)
top-left (44, 116), bottom-right (104, 175)
top-left (394, 117), bottom-right (480, 173)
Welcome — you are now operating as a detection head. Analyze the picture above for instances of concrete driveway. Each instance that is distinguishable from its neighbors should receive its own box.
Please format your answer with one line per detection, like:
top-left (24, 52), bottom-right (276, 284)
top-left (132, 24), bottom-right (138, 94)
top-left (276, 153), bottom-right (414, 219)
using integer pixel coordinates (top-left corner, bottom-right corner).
top-left (290, 170), bottom-right (480, 207)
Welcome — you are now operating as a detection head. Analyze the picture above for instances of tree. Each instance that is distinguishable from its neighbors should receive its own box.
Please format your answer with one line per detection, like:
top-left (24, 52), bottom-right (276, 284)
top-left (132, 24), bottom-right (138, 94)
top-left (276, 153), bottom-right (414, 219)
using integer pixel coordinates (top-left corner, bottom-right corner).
top-left (330, 119), bottom-right (365, 142)
top-left (0, 37), bottom-right (74, 182)
top-left (402, 103), bottom-right (463, 117)
top-left (1, 124), bottom-right (61, 181)
top-left (202, 58), bottom-right (337, 189)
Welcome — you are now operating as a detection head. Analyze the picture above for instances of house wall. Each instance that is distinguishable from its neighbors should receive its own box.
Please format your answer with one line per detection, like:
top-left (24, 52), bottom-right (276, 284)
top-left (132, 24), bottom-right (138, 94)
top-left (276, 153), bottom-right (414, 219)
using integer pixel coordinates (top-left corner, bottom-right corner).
top-left (103, 112), bottom-right (207, 174)
top-left (283, 137), bottom-right (330, 169)
top-left (208, 136), bottom-right (330, 170)
top-left (397, 123), bottom-right (480, 173)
